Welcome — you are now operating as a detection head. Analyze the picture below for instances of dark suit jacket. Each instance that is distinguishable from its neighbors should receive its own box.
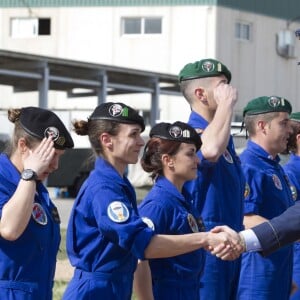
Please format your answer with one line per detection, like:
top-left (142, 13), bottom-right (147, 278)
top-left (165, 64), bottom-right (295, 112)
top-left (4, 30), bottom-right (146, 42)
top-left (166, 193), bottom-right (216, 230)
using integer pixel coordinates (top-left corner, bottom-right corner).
top-left (252, 201), bottom-right (300, 256)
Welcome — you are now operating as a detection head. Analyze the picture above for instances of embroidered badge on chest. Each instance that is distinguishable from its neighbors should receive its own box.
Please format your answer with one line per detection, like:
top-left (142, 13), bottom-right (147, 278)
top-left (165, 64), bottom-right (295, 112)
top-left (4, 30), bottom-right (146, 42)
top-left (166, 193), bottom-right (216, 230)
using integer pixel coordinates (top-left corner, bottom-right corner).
top-left (244, 183), bottom-right (251, 198)
top-left (284, 175), bottom-right (298, 201)
top-left (272, 174), bottom-right (282, 190)
top-left (197, 217), bottom-right (206, 232)
top-left (223, 149), bottom-right (233, 163)
top-left (290, 184), bottom-right (298, 201)
top-left (32, 203), bottom-right (48, 225)
top-left (187, 213), bottom-right (199, 233)
top-left (52, 207), bottom-right (61, 224)
top-left (107, 201), bottom-right (130, 223)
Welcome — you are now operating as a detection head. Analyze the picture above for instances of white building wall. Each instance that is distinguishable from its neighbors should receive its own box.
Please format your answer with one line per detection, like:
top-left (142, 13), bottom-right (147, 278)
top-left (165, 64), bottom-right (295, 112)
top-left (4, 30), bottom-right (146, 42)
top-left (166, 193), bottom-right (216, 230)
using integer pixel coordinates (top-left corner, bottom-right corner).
top-left (1, 5), bottom-right (300, 121)
top-left (2, 8), bottom-right (58, 55)
top-left (216, 8), bottom-right (300, 116)
top-left (0, 5), bottom-right (216, 121)
top-left (0, 6), bottom-right (216, 71)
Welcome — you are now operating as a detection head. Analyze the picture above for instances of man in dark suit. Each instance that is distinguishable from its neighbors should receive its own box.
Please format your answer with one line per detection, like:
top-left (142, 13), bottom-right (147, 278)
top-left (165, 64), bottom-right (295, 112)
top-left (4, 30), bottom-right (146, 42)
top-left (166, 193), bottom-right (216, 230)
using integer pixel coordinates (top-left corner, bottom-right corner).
top-left (211, 203), bottom-right (300, 258)
top-left (250, 201), bottom-right (300, 256)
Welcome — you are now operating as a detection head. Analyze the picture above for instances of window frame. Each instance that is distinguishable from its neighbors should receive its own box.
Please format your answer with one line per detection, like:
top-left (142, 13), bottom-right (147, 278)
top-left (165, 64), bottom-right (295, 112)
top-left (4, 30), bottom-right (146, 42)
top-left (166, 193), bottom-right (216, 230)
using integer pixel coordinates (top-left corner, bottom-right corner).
top-left (122, 16), bottom-right (162, 35)
top-left (10, 17), bottom-right (51, 38)
top-left (235, 21), bottom-right (252, 41)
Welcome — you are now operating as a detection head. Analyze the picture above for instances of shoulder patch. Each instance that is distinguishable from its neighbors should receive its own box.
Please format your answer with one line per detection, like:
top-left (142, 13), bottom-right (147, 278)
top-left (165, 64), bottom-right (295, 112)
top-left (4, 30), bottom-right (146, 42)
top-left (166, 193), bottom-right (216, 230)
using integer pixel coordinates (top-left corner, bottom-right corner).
top-left (223, 149), bottom-right (233, 163)
top-left (272, 174), bottom-right (282, 190)
top-left (107, 201), bottom-right (130, 223)
top-left (244, 183), bottom-right (250, 198)
top-left (32, 203), bottom-right (48, 225)
top-left (142, 217), bottom-right (155, 231)
top-left (195, 128), bottom-right (204, 134)
top-left (187, 213), bottom-right (199, 232)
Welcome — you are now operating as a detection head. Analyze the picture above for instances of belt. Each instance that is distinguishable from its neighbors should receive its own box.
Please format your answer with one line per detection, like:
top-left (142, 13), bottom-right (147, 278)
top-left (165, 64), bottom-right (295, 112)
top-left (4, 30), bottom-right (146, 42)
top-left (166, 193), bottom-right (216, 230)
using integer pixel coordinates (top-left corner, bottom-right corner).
top-left (0, 280), bottom-right (38, 292)
top-left (153, 275), bottom-right (200, 287)
top-left (74, 268), bottom-right (131, 281)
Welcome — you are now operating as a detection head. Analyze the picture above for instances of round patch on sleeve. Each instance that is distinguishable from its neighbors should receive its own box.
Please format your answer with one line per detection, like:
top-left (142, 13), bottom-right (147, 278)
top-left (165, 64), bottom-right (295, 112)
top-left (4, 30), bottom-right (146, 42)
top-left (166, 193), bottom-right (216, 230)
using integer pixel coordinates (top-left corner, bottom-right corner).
top-left (32, 203), bottom-right (48, 225)
top-left (107, 201), bottom-right (130, 223)
top-left (142, 217), bottom-right (155, 231)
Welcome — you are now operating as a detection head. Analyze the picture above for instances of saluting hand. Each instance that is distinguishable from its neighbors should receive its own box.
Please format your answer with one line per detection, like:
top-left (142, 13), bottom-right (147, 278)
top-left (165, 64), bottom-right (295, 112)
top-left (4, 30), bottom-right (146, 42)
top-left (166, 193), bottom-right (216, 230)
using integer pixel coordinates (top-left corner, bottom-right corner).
top-left (23, 137), bottom-right (55, 177)
top-left (213, 83), bottom-right (238, 108)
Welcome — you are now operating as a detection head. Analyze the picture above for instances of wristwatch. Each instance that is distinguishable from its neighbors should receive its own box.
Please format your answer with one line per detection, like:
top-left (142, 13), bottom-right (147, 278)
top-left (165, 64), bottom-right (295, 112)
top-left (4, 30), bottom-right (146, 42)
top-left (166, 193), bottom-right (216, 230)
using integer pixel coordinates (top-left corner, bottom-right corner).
top-left (21, 169), bottom-right (37, 181)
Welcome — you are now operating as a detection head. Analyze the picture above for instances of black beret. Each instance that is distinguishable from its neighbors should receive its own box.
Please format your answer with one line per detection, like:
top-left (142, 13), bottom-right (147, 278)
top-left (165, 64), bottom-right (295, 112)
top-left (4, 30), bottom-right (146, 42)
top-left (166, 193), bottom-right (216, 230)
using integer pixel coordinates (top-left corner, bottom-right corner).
top-left (89, 102), bottom-right (145, 132)
top-left (19, 106), bottom-right (74, 149)
top-left (150, 121), bottom-right (201, 151)
top-left (179, 58), bottom-right (231, 83)
top-left (243, 96), bottom-right (292, 117)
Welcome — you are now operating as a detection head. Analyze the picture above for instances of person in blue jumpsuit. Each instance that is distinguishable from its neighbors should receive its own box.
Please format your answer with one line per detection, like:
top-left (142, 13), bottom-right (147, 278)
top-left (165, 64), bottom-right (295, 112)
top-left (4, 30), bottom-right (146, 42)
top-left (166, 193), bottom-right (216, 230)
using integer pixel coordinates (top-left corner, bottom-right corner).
top-left (134, 121), bottom-right (205, 300)
top-left (178, 58), bottom-right (245, 299)
top-left (282, 112), bottom-right (300, 299)
top-left (238, 96), bottom-right (294, 300)
top-left (63, 102), bottom-right (240, 300)
top-left (0, 106), bottom-right (74, 300)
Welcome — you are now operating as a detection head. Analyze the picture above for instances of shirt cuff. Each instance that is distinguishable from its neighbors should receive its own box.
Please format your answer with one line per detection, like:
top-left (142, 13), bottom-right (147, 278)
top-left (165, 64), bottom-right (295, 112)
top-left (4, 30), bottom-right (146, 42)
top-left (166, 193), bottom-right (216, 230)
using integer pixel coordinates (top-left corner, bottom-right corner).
top-left (240, 229), bottom-right (262, 252)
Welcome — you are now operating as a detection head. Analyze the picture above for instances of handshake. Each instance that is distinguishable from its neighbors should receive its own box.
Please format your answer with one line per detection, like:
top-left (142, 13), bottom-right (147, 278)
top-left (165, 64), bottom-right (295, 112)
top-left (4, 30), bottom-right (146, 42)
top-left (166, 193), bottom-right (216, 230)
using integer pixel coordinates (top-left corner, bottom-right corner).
top-left (204, 226), bottom-right (246, 260)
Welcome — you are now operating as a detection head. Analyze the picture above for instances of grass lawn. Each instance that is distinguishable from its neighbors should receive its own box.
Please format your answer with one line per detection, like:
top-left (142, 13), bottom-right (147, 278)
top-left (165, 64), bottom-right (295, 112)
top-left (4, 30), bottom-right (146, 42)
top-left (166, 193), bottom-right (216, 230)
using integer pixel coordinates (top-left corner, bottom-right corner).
top-left (53, 228), bottom-right (68, 300)
top-left (57, 228), bottom-right (67, 261)
top-left (53, 280), bottom-right (68, 300)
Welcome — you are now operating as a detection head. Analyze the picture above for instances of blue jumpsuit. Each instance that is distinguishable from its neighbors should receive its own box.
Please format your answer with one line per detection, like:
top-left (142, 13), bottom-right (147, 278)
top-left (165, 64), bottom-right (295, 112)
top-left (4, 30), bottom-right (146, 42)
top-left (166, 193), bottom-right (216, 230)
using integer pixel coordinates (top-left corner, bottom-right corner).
top-left (0, 153), bottom-right (61, 300)
top-left (138, 176), bottom-right (205, 300)
top-left (185, 111), bottom-right (245, 300)
top-left (283, 154), bottom-right (300, 300)
top-left (63, 157), bottom-right (154, 300)
top-left (238, 141), bottom-right (294, 300)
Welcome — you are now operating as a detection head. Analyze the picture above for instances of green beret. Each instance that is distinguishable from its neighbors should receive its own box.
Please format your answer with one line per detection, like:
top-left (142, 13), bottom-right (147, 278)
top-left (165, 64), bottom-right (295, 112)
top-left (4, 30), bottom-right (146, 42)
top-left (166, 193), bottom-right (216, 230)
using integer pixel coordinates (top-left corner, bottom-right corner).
top-left (290, 112), bottom-right (300, 122)
top-left (150, 121), bottom-right (201, 151)
top-left (178, 58), bottom-right (231, 83)
top-left (243, 96), bottom-right (292, 117)
top-left (19, 106), bottom-right (74, 149)
top-left (89, 102), bottom-right (145, 132)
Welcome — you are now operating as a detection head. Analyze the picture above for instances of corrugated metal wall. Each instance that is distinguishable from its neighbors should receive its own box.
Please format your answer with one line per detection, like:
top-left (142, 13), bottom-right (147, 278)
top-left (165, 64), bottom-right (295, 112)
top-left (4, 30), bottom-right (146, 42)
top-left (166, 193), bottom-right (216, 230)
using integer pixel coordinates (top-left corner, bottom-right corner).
top-left (218, 0), bottom-right (300, 20)
top-left (0, 0), bottom-right (299, 21)
top-left (0, 0), bottom-right (214, 8)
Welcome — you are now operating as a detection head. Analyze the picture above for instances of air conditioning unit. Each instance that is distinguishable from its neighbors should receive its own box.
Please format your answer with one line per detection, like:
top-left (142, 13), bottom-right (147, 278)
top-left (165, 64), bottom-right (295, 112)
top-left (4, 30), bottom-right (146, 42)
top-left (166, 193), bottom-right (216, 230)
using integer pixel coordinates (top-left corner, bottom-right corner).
top-left (276, 29), bottom-right (296, 58)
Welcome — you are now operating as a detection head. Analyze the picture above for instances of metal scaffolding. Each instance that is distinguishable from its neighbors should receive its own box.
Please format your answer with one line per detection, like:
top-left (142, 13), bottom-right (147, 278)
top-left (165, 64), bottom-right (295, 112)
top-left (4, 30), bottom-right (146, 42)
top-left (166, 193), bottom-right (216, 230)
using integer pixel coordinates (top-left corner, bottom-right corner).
top-left (0, 49), bottom-right (181, 126)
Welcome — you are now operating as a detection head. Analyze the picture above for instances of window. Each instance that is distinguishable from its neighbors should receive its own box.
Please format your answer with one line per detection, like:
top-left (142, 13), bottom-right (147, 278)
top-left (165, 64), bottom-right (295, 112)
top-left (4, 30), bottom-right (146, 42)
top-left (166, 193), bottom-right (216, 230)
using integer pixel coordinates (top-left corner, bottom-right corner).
top-left (122, 17), bottom-right (162, 35)
top-left (38, 18), bottom-right (51, 35)
top-left (123, 18), bottom-right (141, 34)
top-left (11, 17), bottom-right (51, 38)
top-left (235, 22), bottom-right (251, 41)
top-left (144, 18), bottom-right (162, 34)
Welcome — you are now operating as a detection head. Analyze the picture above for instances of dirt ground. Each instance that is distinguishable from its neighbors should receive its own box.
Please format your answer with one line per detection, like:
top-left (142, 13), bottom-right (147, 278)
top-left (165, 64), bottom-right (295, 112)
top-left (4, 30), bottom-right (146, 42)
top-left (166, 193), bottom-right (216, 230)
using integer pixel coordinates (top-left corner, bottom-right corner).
top-left (55, 259), bottom-right (74, 281)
